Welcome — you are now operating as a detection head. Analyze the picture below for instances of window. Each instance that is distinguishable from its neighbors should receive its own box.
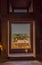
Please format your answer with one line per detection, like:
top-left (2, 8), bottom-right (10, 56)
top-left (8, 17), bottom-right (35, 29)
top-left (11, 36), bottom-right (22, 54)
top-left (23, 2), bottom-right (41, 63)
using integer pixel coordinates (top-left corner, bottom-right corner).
top-left (14, 9), bottom-right (27, 13)
top-left (8, 20), bottom-right (36, 57)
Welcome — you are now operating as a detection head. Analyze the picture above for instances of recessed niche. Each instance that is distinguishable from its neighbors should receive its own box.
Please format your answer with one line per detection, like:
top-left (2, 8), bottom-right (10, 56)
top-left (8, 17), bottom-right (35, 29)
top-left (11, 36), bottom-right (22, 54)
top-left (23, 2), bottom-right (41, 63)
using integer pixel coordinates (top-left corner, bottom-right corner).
top-left (8, 0), bottom-right (33, 13)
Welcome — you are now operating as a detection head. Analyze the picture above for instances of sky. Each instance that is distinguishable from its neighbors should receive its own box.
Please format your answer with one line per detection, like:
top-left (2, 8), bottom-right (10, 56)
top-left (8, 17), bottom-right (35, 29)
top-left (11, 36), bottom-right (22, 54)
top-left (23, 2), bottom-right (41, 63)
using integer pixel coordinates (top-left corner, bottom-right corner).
top-left (11, 24), bottom-right (30, 34)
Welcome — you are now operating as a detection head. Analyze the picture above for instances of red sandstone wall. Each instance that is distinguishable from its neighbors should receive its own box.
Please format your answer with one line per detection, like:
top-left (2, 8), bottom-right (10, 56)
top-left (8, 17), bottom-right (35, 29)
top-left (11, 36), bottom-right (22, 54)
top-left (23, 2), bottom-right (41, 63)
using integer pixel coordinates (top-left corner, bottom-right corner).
top-left (0, 0), bottom-right (42, 61)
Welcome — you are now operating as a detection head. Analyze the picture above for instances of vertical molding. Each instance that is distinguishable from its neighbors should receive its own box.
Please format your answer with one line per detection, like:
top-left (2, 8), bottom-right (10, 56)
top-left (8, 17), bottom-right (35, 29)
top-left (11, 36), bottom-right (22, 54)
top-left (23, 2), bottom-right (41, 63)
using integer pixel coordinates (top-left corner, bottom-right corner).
top-left (0, 20), bottom-right (1, 42)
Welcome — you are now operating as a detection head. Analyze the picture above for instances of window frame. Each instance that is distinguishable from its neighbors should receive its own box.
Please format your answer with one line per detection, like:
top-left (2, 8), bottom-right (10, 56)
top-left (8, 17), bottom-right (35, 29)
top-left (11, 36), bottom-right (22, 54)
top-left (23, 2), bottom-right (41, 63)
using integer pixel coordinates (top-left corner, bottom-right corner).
top-left (8, 20), bottom-right (36, 57)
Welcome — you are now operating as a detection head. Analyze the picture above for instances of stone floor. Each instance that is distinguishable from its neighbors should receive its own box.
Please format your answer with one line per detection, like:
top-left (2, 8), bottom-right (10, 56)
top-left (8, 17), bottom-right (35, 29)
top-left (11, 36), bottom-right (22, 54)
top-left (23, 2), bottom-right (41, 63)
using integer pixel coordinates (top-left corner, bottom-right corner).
top-left (0, 61), bottom-right (42, 65)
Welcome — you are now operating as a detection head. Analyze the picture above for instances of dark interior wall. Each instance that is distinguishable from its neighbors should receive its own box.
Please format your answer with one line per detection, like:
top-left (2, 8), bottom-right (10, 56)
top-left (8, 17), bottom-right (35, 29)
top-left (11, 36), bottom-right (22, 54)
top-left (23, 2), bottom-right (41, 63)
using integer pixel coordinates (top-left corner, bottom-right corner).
top-left (0, 19), bottom-right (1, 42)
top-left (1, 0), bottom-right (8, 15)
top-left (35, 0), bottom-right (41, 59)
top-left (0, 0), bottom-right (42, 61)
top-left (1, 17), bottom-right (8, 55)
top-left (40, 10), bottom-right (42, 59)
